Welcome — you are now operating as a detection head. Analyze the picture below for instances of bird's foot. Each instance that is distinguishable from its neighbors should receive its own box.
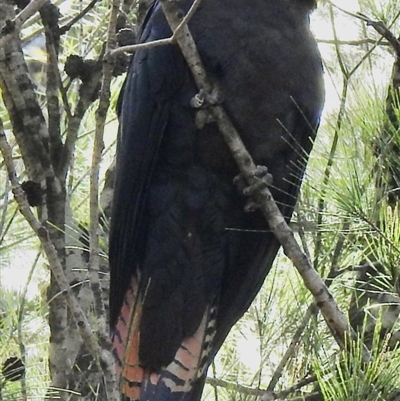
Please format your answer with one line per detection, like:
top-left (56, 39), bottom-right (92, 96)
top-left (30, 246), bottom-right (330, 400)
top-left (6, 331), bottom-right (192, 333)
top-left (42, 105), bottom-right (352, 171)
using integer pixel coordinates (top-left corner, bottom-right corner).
top-left (190, 87), bottom-right (222, 109)
top-left (191, 90), bottom-right (205, 109)
top-left (192, 87), bottom-right (223, 129)
top-left (195, 109), bottom-right (214, 129)
top-left (234, 165), bottom-right (272, 194)
top-left (233, 165), bottom-right (272, 212)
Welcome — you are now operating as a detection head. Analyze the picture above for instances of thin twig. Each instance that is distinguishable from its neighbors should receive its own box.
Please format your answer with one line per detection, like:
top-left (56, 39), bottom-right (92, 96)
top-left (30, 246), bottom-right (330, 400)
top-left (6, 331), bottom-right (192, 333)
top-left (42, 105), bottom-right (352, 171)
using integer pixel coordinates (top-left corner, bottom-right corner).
top-left (110, 35), bottom-right (173, 57)
top-left (316, 38), bottom-right (390, 47)
top-left (60, 50), bottom-right (104, 178)
top-left (314, 71), bottom-right (349, 270)
top-left (0, 207), bottom-right (19, 248)
top-left (359, 15), bottom-right (400, 54)
top-left (89, 13), bottom-right (114, 328)
top-left (17, 250), bottom-right (42, 401)
top-left (327, 1), bottom-right (368, 22)
top-left (274, 375), bottom-right (317, 399)
top-left (172, 0), bottom-right (202, 37)
top-left (268, 220), bottom-right (351, 391)
top-left (88, 0), bottom-right (120, 399)
top-left (328, 0), bottom-right (400, 56)
top-left (206, 374), bottom-right (317, 400)
top-left (59, 0), bottom-right (99, 34)
top-left (267, 303), bottom-right (318, 391)
top-left (205, 377), bottom-right (264, 397)
top-left (109, 0), bottom-right (202, 57)
top-left (0, 177), bottom-right (10, 242)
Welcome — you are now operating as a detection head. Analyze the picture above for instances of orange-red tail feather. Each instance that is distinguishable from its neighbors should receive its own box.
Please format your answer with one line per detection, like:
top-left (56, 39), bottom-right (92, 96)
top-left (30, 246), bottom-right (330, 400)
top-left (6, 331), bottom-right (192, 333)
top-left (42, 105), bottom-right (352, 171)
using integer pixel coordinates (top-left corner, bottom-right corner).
top-left (111, 283), bottom-right (217, 401)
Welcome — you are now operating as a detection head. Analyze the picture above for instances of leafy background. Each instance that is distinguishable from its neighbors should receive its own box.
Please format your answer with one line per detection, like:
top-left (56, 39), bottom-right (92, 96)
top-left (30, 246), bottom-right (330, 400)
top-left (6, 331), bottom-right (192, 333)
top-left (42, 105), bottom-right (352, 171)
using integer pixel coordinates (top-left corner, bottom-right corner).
top-left (2, 0), bottom-right (400, 400)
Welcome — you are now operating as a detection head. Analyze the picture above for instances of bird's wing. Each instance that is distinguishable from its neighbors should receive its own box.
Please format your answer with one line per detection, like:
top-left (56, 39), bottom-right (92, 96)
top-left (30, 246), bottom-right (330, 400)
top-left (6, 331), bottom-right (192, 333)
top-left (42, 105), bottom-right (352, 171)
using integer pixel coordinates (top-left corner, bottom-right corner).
top-left (109, 4), bottom-right (210, 399)
top-left (109, 1), bottom-right (187, 326)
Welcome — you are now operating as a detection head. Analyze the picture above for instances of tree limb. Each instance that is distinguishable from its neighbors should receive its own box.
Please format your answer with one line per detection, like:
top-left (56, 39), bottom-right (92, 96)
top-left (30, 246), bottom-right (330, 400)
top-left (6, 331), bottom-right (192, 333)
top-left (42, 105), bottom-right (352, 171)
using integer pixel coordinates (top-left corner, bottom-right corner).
top-left (158, 0), bottom-right (352, 351)
top-left (88, 0), bottom-right (121, 399)
top-left (0, 121), bottom-right (103, 369)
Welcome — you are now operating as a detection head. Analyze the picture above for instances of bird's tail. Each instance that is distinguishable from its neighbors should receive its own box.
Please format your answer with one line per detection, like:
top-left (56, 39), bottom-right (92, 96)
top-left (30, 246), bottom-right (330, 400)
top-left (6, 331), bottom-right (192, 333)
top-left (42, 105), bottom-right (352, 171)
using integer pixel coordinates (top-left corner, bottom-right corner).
top-left (111, 280), bottom-right (217, 401)
top-left (111, 280), bottom-right (143, 400)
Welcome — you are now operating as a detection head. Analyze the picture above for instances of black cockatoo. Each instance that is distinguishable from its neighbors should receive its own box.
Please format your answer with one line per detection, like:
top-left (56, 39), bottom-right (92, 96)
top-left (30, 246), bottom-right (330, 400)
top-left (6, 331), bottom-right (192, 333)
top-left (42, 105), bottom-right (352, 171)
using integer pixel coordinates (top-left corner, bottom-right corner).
top-left (109, 1), bottom-right (324, 400)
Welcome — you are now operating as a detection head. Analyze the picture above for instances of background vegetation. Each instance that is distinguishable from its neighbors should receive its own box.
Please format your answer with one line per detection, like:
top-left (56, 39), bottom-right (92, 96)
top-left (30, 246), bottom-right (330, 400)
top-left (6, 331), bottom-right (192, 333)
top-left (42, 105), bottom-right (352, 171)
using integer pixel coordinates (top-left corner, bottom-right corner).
top-left (1, 0), bottom-right (400, 400)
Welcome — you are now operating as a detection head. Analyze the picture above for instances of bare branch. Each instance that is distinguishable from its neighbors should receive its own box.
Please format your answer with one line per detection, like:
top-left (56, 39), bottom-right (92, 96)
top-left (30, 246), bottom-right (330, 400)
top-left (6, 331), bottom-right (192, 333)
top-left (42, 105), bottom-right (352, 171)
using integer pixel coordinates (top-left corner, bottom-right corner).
top-left (159, 0), bottom-right (352, 351)
top-left (59, 0), bottom-right (100, 35)
top-left (13, 0), bottom-right (48, 28)
top-left (88, 0), bottom-right (121, 400)
top-left (0, 1), bottom-right (54, 182)
top-left (109, 36), bottom-right (174, 57)
top-left (360, 14), bottom-right (400, 55)
top-left (0, 120), bottom-right (102, 364)
top-left (206, 377), bottom-right (263, 397)
top-left (109, 0), bottom-right (201, 57)
top-left (316, 38), bottom-right (390, 47)
top-left (40, 2), bottom-right (64, 174)
top-left (60, 52), bottom-right (104, 178)
top-left (267, 220), bottom-right (350, 392)
top-left (206, 374), bottom-right (317, 400)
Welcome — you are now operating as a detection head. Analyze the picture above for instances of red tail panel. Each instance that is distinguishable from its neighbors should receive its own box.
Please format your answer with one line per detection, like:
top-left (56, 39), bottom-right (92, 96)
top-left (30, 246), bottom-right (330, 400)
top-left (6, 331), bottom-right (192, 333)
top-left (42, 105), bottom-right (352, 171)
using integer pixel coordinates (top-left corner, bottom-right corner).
top-left (112, 285), bottom-right (217, 401)
top-left (111, 279), bottom-right (144, 401)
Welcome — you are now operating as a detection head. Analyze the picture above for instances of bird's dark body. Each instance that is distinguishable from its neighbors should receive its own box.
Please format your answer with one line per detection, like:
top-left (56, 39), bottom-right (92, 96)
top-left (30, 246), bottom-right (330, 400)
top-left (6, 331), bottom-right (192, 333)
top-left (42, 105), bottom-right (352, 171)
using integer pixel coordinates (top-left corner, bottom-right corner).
top-left (109, 1), bottom-right (324, 400)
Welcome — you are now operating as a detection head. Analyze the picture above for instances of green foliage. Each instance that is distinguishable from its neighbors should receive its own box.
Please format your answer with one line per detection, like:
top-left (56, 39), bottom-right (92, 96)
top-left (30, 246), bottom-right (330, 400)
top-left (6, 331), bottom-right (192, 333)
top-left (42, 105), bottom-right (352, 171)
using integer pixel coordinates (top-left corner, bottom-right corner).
top-left (0, 287), bottom-right (49, 401)
top-left (315, 326), bottom-right (400, 400)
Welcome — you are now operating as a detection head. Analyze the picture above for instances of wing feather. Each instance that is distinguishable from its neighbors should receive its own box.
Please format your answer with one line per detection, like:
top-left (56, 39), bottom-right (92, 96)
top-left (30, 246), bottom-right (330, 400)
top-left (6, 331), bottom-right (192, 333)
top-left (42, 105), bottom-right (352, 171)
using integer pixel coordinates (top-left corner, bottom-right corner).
top-left (109, 1), bottom-right (186, 325)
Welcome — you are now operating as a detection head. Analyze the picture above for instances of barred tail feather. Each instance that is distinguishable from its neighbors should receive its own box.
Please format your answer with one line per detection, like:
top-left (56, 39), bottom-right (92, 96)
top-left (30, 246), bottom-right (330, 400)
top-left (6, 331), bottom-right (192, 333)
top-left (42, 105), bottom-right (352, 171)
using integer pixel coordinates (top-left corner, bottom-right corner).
top-left (111, 279), bottom-right (144, 400)
top-left (139, 305), bottom-right (217, 401)
top-left (112, 285), bottom-right (217, 401)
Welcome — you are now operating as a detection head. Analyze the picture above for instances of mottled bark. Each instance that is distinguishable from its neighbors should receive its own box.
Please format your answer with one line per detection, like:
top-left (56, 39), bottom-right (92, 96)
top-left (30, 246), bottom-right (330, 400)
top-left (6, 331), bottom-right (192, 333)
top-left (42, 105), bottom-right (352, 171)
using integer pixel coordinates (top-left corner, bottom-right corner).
top-left (0, 0), bottom-right (122, 398)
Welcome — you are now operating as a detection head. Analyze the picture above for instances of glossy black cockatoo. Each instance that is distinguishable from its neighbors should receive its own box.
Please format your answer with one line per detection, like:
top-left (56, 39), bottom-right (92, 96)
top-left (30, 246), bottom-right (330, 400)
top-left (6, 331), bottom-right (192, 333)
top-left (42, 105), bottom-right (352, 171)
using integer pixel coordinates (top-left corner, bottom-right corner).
top-left (109, 0), bottom-right (324, 400)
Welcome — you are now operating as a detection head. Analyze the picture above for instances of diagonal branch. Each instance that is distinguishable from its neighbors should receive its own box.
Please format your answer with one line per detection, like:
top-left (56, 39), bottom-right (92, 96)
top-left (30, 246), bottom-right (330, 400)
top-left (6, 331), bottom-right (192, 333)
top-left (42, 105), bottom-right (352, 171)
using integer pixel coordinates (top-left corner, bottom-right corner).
top-left (59, 0), bottom-right (100, 35)
top-left (0, 0), bottom-right (56, 184)
top-left (12, 0), bottom-right (48, 28)
top-left (87, 1), bottom-right (121, 400)
top-left (158, 0), bottom-right (353, 352)
top-left (0, 121), bottom-right (102, 369)
top-left (109, 0), bottom-right (202, 57)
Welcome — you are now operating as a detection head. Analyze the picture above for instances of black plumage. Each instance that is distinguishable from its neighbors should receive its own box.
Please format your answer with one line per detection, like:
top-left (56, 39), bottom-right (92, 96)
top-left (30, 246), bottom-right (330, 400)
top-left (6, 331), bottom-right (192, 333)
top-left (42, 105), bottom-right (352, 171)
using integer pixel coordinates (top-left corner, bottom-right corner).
top-left (109, 1), bottom-right (324, 400)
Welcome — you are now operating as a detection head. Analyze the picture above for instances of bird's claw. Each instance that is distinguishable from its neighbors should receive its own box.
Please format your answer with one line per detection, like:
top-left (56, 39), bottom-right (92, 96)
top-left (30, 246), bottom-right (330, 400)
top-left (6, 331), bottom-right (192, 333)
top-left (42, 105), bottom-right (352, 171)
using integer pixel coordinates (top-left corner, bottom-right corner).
top-left (234, 165), bottom-right (272, 193)
top-left (190, 87), bottom-right (222, 109)
top-left (234, 165), bottom-right (272, 212)
top-left (243, 172), bottom-right (272, 196)
top-left (195, 109), bottom-right (214, 129)
top-left (206, 86), bottom-right (223, 105)
top-left (244, 201), bottom-right (260, 213)
top-left (192, 87), bottom-right (223, 129)
top-left (191, 90), bottom-right (205, 108)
